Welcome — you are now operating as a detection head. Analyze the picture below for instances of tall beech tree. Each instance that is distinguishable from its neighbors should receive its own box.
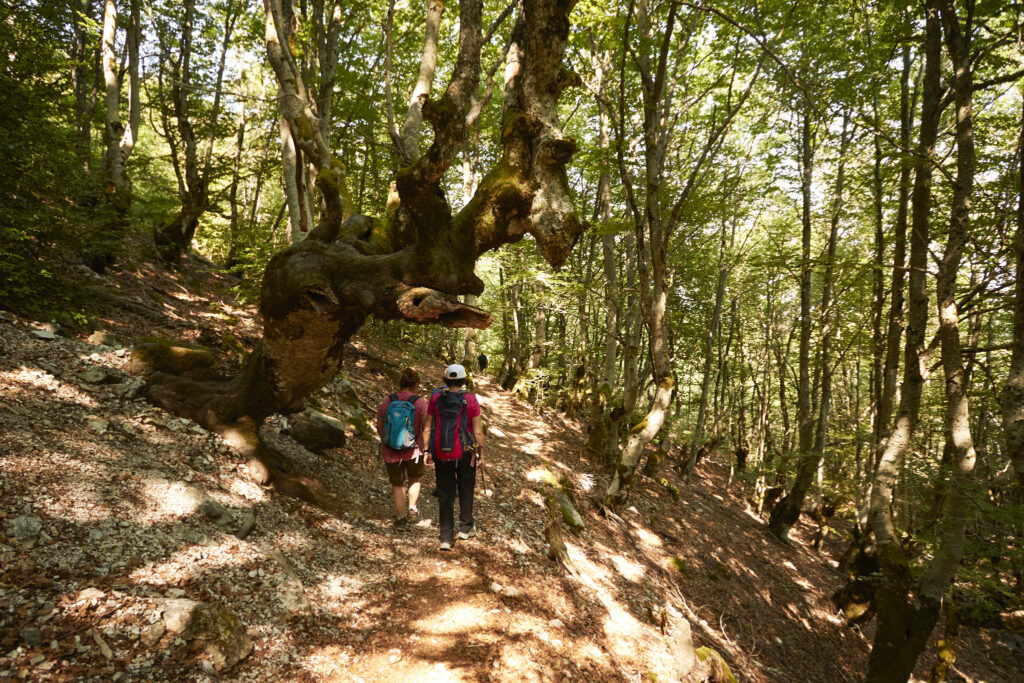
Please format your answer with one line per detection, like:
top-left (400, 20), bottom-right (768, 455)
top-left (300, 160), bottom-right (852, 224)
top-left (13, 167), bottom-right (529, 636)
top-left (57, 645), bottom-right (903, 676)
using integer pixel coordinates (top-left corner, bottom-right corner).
top-left (865, 1), bottom-right (984, 679)
top-left (153, 0), bottom-right (241, 262)
top-left (1004, 89), bottom-right (1024, 487)
top-left (769, 112), bottom-right (850, 541)
top-left (603, 0), bottom-right (763, 507)
top-left (144, 0), bottom-right (584, 455)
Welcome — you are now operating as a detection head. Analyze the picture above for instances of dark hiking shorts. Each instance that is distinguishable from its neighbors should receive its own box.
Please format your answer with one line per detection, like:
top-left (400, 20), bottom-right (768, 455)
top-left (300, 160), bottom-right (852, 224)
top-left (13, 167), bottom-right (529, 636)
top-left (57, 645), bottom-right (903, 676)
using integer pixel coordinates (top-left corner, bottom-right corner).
top-left (386, 458), bottom-right (425, 486)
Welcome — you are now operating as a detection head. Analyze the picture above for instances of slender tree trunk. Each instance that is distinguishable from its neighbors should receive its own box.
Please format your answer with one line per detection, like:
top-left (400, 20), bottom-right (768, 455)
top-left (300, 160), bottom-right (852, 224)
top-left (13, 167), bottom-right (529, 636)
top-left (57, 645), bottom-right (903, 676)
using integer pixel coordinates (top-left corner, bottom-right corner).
top-left (769, 103), bottom-right (817, 539)
top-left (863, 3), bottom-right (946, 679)
top-left (621, 235), bottom-right (642, 416)
top-left (462, 294), bottom-right (479, 369)
top-left (605, 0), bottom-right (679, 508)
top-left (694, 222), bottom-right (728, 446)
top-left (1003, 79), bottom-right (1024, 487)
top-left (72, 0), bottom-right (98, 174)
top-left (265, 0), bottom-right (354, 243)
top-left (870, 90), bottom-right (886, 459)
top-left (121, 0), bottom-right (140, 180)
top-left (155, 0), bottom-right (239, 262)
top-left (227, 104), bottom-right (247, 267)
top-left (877, 44), bottom-right (916, 461)
top-left (101, 0), bottom-right (127, 201)
top-left (591, 36), bottom-right (618, 400)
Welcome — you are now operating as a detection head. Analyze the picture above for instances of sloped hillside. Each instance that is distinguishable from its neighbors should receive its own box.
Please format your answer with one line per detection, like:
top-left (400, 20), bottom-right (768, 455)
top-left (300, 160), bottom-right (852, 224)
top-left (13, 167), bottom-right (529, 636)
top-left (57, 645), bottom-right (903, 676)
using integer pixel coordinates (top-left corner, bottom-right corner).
top-left (1, 258), bottom-right (1021, 682)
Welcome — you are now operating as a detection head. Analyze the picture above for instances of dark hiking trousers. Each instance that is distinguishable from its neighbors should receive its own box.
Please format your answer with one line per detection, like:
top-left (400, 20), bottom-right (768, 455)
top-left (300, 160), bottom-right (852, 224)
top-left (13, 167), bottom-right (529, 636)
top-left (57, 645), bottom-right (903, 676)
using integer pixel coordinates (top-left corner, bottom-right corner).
top-left (434, 456), bottom-right (476, 543)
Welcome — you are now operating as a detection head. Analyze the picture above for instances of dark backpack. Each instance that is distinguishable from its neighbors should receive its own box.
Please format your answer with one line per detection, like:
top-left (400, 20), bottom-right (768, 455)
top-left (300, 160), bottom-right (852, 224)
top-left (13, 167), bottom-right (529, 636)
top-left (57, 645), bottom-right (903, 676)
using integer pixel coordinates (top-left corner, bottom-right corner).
top-left (431, 388), bottom-right (474, 457)
top-left (382, 393), bottom-right (419, 451)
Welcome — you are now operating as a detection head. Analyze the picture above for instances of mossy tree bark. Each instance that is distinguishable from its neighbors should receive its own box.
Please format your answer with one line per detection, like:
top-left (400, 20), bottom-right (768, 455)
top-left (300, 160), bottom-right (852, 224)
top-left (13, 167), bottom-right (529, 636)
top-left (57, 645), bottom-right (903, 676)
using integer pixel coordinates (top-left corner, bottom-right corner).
top-left (144, 0), bottom-right (584, 436)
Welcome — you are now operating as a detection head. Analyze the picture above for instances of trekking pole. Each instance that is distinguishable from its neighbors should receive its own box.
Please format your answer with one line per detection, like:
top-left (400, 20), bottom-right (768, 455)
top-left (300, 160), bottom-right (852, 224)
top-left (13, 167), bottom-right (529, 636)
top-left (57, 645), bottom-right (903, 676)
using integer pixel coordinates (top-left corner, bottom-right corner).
top-left (475, 445), bottom-right (486, 533)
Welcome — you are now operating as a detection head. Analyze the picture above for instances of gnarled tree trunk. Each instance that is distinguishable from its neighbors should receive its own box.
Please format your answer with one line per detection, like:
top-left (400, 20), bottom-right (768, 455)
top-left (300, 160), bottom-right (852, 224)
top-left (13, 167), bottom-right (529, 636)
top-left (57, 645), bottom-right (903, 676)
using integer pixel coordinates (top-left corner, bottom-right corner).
top-left (144, 0), bottom-right (583, 447)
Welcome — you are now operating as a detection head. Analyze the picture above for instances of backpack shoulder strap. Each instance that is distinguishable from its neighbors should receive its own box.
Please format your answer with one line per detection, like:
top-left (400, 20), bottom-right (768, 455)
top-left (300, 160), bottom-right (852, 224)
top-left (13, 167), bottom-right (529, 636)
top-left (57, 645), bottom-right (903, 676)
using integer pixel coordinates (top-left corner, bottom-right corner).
top-left (389, 393), bottom-right (398, 403)
top-left (409, 394), bottom-right (419, 403)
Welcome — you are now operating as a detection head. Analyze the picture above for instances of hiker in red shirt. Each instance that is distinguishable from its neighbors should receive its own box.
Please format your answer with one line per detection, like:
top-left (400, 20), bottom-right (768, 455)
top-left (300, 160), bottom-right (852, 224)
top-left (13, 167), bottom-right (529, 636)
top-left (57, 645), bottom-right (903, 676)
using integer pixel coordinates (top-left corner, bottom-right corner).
top-left (375, 367), bottom-right (428, 528)
top-left (422, 363), bottom-right (484, 551)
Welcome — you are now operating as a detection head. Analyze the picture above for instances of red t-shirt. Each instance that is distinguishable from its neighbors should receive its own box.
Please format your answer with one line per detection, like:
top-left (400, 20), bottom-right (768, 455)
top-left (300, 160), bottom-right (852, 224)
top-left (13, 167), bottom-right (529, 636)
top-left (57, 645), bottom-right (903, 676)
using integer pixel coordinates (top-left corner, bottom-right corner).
top-left (376, 391), bottom-right (427, 464)
top-left (426, 389), bottom-right (481, 460)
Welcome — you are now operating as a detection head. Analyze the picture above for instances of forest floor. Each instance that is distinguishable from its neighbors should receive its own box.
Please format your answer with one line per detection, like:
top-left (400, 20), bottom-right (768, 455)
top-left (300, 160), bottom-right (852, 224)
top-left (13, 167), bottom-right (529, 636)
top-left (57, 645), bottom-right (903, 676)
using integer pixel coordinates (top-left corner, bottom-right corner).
top-left (1, 255), bottom-right (1023, 682)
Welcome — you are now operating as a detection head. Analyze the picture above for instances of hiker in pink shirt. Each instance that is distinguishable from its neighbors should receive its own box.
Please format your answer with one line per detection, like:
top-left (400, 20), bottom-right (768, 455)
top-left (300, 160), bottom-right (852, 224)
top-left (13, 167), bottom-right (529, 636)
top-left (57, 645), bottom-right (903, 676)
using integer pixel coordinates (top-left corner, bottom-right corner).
top-left (375, 367), bottom-right (427, 528)
top-left (422, 364), bottom-right (485, 551)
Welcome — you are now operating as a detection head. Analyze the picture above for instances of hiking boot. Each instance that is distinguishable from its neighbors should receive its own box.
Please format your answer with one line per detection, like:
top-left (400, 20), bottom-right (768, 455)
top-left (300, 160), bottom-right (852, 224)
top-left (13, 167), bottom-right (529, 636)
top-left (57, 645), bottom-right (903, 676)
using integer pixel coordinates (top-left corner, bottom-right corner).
top-left (457, 527), bottom-right (475, 540)
top-left (439, 540), bottom-right (452, 551)
top-left (394, 516), bottom-right (409, 528)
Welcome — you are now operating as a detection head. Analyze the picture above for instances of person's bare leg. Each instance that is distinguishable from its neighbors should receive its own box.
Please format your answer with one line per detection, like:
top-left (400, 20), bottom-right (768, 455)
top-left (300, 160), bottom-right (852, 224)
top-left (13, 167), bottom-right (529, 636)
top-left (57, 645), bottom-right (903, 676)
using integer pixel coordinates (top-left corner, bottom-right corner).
top-left (392, 485), bottom-right (407, 518)
top-left (407, 478), bottom-right (422, 512)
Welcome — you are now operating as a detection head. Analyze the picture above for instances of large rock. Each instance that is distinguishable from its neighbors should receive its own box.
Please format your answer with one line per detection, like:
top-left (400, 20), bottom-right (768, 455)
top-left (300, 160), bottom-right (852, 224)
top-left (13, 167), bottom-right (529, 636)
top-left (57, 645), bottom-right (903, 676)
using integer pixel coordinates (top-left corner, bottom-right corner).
top-left (198, 498), bottom-right (235, 528)
top-left (130, 338), bottom-right (216, 377)
top-left (693, 646), bottom-right (736, 683)
top-left (87, 330), bottom-right (117, 346)
top-left (665, 612), bottom-right (698, 680)
top-left (159, 599), bottom-right (252, 673)
top-left (8, 515), bottom-right (42, 544)
top-left (78, 366), bottom-right (123, 385)
top-left (285, 408), bottom-right (347, 453)
top-left (553, 490), bottom-right (585, 531)
top-left (334, 379), bottom-right (373, 440)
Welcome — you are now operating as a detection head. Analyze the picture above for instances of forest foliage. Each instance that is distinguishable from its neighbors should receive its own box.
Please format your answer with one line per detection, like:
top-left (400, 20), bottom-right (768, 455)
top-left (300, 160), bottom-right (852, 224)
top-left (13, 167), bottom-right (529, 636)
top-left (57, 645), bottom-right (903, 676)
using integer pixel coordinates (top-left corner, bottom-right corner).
top-left (1, 0), bottom-right (1023, 680)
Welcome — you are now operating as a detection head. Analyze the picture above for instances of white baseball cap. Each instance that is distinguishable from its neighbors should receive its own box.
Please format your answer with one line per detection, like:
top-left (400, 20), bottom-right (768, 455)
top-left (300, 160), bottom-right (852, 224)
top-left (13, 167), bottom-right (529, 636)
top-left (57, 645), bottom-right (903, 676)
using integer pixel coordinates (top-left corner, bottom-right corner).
top-left (444, 364), bottom-right (467, 380)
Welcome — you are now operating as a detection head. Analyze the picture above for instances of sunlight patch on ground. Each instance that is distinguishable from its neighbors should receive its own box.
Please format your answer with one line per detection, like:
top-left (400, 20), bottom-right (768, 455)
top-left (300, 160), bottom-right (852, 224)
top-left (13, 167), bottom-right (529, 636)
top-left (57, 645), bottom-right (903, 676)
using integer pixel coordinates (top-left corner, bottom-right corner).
top-left (562, 539), bottom-right (648, 651)
top-left (519, 488), bottom-right (544, 508)
top-left (141, 477), bottom-right (213, 518)
top-left (411, 603), bottom-right (493, 636)
top-left (611, 553), bottom-right (646, 581)
top-left (220, 475), bottom-right (267, 502)
top-left (303, 643), bottom-right (352, 679)
top-left (128, 543), bottom-right (217, 585)
top-left (3, 370), bottom-right (99, 409)
top-left (629, 524), bottom-right (664, 550)
top-left (313, 574), bottom-right (364, 613)
top-left (30, 485), bottom-right (109, 523)
top-left (600, 596), bottom-right (647, 659)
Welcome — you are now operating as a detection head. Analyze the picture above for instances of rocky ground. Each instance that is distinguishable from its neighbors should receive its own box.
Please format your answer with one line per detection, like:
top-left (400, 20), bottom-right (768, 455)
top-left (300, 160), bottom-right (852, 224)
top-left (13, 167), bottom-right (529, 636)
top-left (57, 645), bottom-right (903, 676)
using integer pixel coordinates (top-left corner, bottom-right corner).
top-left (1, 257), bottom-right (1022, 682)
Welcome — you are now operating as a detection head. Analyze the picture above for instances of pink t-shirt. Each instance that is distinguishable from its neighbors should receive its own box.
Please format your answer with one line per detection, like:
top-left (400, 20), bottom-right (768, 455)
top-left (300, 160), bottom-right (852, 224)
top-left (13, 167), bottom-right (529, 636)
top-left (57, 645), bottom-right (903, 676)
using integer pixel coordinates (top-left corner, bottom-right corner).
top-left (376, 391), bottom-right (427, 464)
top-left (426, 390), bottom-right (481, 460)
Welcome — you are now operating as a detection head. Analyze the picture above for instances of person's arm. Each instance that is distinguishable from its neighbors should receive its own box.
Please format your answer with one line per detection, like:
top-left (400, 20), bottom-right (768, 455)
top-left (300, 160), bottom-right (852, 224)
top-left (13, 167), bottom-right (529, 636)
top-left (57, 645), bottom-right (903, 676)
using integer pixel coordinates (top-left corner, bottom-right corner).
top-left (422, 413), bottom-right (433, 465)
top-left (375, 401), bottom-right (386, 444)
top-left (471, 415), bottom-right (484, 467)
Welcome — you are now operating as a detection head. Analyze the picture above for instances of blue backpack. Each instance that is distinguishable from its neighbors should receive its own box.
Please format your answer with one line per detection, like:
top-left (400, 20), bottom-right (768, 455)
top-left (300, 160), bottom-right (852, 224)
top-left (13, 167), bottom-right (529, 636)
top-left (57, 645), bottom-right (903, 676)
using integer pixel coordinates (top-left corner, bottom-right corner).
top-left (383, 393), bottom-right (419, 451)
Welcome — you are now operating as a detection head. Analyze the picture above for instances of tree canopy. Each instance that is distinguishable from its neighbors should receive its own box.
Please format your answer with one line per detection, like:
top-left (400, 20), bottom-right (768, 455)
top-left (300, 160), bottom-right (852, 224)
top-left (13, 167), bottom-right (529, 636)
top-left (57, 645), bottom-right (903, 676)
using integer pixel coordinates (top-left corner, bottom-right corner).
top-left (1, 0), bottom-right (1023, 680)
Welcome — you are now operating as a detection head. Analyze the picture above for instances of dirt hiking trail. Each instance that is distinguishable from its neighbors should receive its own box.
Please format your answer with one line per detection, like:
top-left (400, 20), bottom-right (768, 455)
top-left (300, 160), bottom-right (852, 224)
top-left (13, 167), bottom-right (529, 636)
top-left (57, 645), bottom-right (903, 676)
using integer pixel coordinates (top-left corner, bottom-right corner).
top-left (1, 260), bottom-right (1020, 682)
